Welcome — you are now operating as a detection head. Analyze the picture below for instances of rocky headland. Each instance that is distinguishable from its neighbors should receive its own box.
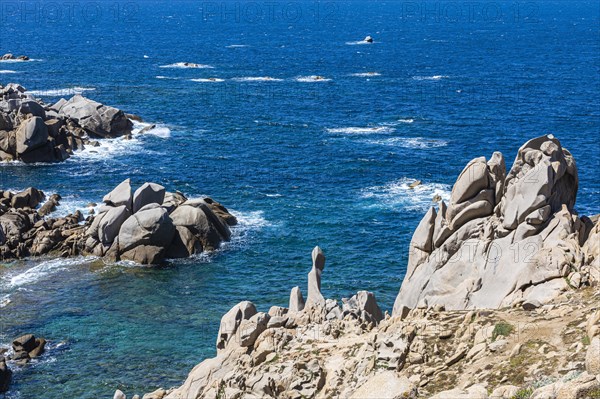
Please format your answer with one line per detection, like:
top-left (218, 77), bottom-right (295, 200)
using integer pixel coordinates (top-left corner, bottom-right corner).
top-left (0, 82), bottom-right (135, 163)
top-left (113, 135), bottom-right (599, 399)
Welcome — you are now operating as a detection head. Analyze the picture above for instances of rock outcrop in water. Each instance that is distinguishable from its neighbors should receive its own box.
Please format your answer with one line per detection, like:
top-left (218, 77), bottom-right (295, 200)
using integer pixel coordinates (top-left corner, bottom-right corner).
top-left (117, 136), bottom-right (600, 399)
top-left (394, 135), bottom-right (599, 312)
top-left (0, 180), bottom-right (237, 264)
top-left (0, 83), bottom-right (133, 163)
top-left (0, 333), bottom-right (47, 393)
top-left (0, 54), bottom-right (29, 61)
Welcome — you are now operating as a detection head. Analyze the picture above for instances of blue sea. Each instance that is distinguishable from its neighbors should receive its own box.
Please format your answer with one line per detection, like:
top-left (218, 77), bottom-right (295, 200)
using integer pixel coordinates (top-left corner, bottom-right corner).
top-left (1, 1), bottom-right (599, 397)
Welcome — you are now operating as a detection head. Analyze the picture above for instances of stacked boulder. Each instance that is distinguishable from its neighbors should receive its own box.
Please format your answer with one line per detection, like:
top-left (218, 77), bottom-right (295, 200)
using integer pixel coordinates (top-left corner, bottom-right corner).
top-left (394, 135), bottom-right (599, 312)
top-left (84, 179), bottom-right (236, 264)
top-left (0, 83), bottom-right (133, 163)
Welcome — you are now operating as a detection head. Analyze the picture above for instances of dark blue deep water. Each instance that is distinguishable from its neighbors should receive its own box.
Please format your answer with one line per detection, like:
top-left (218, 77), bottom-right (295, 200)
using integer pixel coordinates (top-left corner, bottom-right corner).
top-left (1, 1), bottom-right (599, 397)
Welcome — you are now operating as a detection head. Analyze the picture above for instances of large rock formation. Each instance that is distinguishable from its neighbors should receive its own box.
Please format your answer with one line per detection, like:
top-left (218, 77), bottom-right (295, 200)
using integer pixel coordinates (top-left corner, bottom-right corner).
top-left (393, 135), bottom-right (598, 312)
top-left (0, 83), bottom-right (133, 163)
top-left (127, 246), bottom-right (600, 399)
top-left (1, 181), bottom-right (237, 264)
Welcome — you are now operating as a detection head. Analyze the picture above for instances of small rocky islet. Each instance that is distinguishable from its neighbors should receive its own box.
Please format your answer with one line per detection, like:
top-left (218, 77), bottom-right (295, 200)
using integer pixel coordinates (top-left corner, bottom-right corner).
top-left (111, 135), bottom-right (599, 399)
top-left (0, 179), bottom-right (237, 264)
top-left (0, 82), bottom-right (139, 163)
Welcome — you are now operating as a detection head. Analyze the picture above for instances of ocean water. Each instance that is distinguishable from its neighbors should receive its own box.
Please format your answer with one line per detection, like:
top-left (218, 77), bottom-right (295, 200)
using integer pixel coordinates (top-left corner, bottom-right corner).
top-left (1, 1), bottom-right (599, 397)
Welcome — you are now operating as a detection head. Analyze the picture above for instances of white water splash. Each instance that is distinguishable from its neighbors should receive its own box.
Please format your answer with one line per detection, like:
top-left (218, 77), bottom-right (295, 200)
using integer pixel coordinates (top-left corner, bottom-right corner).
top-left (361, 177), bottom-right (451, 212)
top-left (326, 126), bottom-right (395, 134)
top-left (27, 87), bottom-right (96, 97)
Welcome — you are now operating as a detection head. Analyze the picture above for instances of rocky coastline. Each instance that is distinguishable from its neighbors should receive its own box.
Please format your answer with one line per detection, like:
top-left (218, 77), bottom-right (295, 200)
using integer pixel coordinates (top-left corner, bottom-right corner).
top-left (111, 136), bottom-right (599, 399)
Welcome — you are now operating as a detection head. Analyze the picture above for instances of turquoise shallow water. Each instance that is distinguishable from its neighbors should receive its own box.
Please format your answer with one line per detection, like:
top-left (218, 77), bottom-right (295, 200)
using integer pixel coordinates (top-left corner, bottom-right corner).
top-left (1, 1), bottom-right (599, 397)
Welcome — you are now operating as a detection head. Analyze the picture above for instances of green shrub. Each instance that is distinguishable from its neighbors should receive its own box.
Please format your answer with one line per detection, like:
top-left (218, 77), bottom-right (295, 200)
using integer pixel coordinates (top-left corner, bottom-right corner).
top-left (492, 322), bottom-right (514, 341)
top-left (511, 387), bottom-right (533, 399)
top-left (583, 335), bottom-right (591, 345)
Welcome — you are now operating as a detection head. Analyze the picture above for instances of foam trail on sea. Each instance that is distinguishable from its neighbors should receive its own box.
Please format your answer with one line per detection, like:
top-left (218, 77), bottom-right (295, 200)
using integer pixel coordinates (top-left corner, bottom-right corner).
top-left (364, 137), bottom-right (448, 149)
top-left (349, 72), bottom-right (381, 77)
top-left (326, 126), bottom-right (395, 134)
top-left (361, 177), bottom-right (451, 212)
top-left (295, 75), bottom-right (331, 82)
top-left (0, 58), bottom-right (42, 63)
top-left (412, 75), bottom-right (449, 81)
top-left (160, 62), bottom-right (214, 69)
top-left (0, 70), bottom-right (17, 74)
top-left (345, 40), bottom-right (373, 45)
top-left (27, 87), bottom-right (96, 97)
top-left (226, 44), bottom-right (249, 48)
top-left (231, 77), bottom-right (283, 82)
top-left (4, 257), bottom-right (95, 289)
top-left (190, 78), bottom-right (225, 83)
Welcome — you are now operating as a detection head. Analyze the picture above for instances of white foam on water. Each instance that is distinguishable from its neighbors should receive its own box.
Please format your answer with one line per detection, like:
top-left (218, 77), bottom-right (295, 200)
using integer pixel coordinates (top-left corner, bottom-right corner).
top-left (326, 126), bottom-right (395, 134)
top-left (231, 76), bottom-right (283, 82)
top-left (225, 210), bottom-right (272, 250)
top-left (365, 137), bottom-right (448, 148)
top-left (133, 121), bottom-right (172, 138)
top-left (361, 177), bottom-right (451, 212)
top-left (226, 44), bottom-right (249, 48)
top-left (350, 72), bottom-right (381, 77)
top-left (156, 75), bottom-right (181, 80)
top-left (144, 55), bottom-right (150, 58)
top-left (295, 75), bottom-right (331, 82)
top-left (164, 209), bottom-right (272, 263)
top-left (0, 58), bottom-right (42, 63)
top-left (190, 78), bottom-right (225, 83)
top-left (4, 257), bottom-right (94, 289)
top-left (0, 70), bottom-right (17, 74)
top-left (41, 194), bottom-right (98, 219)
top-left (345, 40), bottom-right (373, 45)
top-left (412, 75), bottom-right (449, 81)
top-left (398, 118), bottom-right (415, 123)
top-left (0, 294), bottom-right (11, 308)
top-left (144, 125), bottom-right (171, 138)
top-left (160, 62), bottom-right (214, 69)
top-left (27, 87), bottom-right (96, 97)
